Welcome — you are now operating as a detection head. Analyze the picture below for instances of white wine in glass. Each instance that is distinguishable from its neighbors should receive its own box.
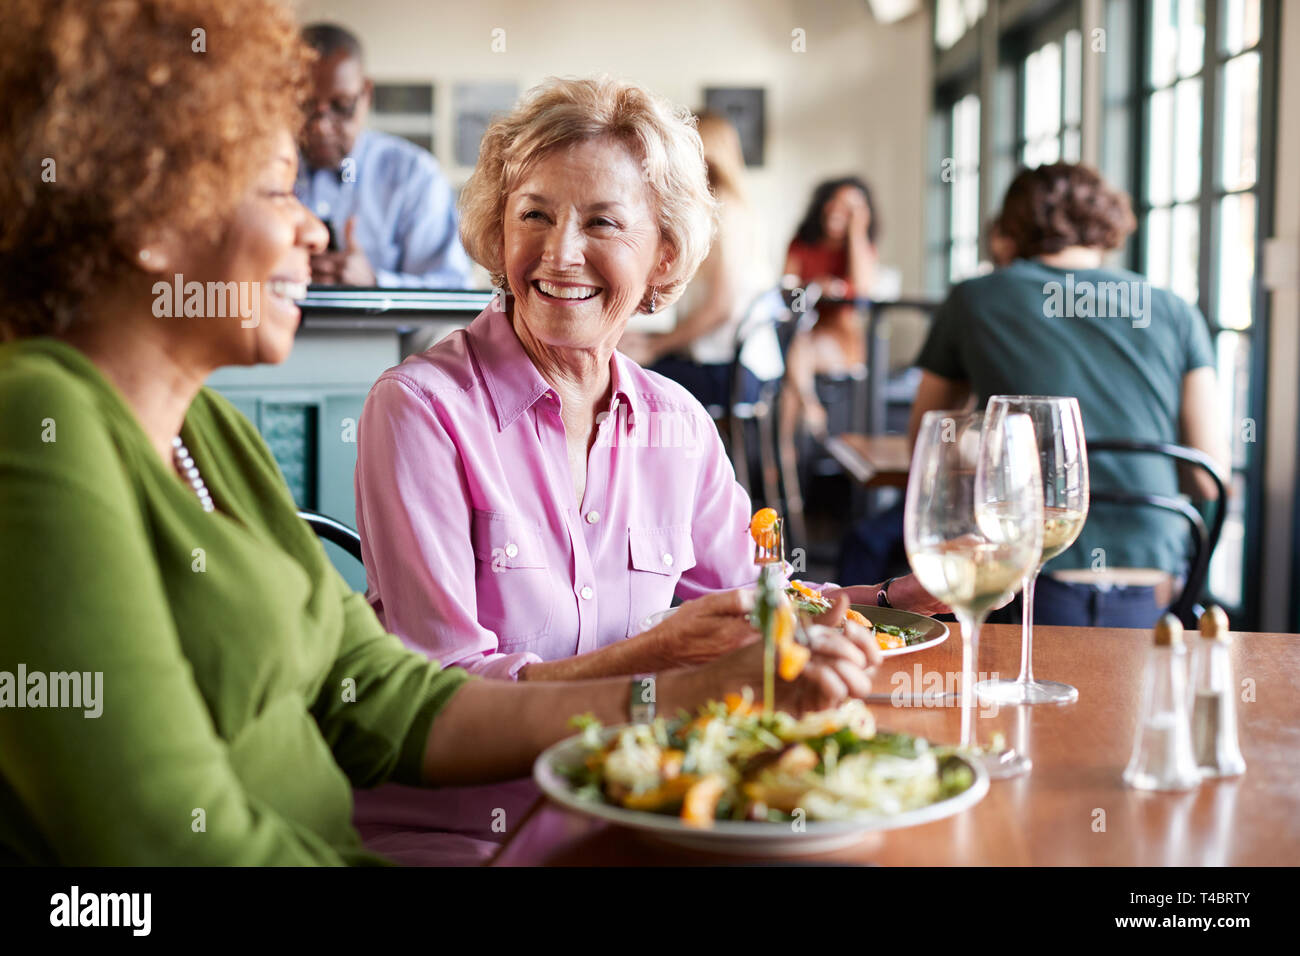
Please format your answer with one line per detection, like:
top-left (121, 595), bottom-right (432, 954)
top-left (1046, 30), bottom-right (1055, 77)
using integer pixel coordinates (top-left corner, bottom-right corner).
top-left (904, 411), bottom-right (1043, 779)
top-left (976, 396), bottom-right (1090, 706)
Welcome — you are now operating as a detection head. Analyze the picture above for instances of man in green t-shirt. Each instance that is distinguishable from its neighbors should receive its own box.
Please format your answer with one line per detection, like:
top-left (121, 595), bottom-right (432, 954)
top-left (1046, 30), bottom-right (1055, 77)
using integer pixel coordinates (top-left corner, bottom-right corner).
top-left (910, 163), bottom-right (1229, 628)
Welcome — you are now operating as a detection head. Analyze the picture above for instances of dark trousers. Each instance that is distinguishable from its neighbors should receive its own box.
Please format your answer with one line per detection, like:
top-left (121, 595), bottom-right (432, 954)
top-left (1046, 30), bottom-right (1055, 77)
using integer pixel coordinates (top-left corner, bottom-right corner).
top-left (838, 506), bottom-right (1166, 630)
top-left (1001, 574), bottom-right (1165, 629)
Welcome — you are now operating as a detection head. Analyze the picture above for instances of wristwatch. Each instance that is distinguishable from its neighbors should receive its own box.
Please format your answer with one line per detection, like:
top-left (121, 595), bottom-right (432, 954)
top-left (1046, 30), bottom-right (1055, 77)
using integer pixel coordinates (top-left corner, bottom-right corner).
top-left (629, 673), bottom-right (656, 724)
top-left (876, 576), bottom-right (899, 610)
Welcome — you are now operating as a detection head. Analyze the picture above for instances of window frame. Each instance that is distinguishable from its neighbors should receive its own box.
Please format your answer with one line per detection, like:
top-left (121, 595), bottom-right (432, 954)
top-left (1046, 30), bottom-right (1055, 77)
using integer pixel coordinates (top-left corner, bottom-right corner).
top-left (1123, 0), bottom-right (1277, 626)
top-left (928, 75), bottom-right (984, 296)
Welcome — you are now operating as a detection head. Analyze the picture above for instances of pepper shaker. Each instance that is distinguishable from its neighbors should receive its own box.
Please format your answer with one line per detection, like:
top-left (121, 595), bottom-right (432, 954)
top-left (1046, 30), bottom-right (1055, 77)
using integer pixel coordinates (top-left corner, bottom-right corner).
top-left (1190, 606), bottom-right (1247, 778)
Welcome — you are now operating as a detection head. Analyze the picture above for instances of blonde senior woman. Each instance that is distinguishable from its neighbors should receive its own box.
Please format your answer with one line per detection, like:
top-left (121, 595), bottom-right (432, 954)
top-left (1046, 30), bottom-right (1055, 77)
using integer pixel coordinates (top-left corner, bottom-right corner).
top-left (351, 77), bottom-right (944, 863)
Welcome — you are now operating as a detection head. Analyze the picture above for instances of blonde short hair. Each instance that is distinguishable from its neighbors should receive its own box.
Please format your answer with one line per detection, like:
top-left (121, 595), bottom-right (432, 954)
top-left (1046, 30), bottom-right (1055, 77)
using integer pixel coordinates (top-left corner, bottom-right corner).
top-left (459, 76), bottom-right (718, 313)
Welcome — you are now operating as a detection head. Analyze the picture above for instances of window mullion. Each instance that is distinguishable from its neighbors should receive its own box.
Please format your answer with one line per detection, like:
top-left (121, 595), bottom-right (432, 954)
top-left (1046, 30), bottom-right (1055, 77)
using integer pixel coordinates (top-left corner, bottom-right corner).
top-left (1198, 0), bottom-right (1221, 322)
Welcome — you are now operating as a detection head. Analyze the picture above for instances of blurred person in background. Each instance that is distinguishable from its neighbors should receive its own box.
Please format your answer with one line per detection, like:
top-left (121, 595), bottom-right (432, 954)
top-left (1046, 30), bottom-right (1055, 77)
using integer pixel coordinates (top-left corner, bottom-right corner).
top-left (909, 162), bottom-right (1230, 628)
top-left (297, 22), bottom-right (471, 288)
top-left (618, 111), bottom-right (782, 409)
top-left (781, 176), bottom-right (897, 438)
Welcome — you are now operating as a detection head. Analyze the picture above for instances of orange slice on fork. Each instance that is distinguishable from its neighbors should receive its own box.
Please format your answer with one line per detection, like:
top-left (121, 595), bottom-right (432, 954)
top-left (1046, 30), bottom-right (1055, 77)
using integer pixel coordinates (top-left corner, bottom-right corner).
top-left (750, 508), bottom-right (780, 551)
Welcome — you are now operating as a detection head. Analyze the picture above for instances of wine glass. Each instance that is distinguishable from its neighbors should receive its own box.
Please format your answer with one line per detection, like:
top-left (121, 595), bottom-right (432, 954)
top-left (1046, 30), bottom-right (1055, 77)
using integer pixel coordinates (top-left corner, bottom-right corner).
top-left (976, 397), bottom-right (1089, 706)
top-left (904, 411), bottom-right (1043, 779)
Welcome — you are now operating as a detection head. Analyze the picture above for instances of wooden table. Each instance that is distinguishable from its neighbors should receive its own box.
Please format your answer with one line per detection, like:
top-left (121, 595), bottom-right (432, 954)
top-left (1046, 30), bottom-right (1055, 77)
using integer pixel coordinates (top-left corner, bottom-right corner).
top-left (824, 433), bottom-right (912, 488)
top-left (491, 624), bottom-right (1300, 866)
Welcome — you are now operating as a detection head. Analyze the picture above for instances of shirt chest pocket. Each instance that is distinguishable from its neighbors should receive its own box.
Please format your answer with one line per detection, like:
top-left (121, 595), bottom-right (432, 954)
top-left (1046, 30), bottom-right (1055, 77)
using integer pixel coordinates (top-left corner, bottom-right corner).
top-left (470, 510), bottom-right (553, 647)
top-left (626, 526), bottom-right (696, 637)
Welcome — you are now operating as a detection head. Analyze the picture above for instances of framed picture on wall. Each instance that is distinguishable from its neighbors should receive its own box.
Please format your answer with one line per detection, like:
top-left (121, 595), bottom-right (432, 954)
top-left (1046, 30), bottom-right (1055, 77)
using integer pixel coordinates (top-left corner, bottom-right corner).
top-left (454, 81), bottom-right (519, 168)
top-left (371, 82), bottom-right (435, 154)
top-left (703, 87), bottom-right (766, 166)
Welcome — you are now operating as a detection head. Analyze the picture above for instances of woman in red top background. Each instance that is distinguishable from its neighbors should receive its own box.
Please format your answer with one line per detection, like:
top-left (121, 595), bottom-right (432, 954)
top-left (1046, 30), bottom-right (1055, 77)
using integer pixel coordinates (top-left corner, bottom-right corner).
top-left (781, 176), bottom-right (879, 437)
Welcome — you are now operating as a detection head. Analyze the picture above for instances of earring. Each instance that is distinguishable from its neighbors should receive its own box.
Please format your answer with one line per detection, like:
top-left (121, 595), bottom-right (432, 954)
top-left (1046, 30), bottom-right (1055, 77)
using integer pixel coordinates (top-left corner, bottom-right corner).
top-left (138, 249), bottom-right (151, 262)
top-left (648, 286), bottom-right (658, 314)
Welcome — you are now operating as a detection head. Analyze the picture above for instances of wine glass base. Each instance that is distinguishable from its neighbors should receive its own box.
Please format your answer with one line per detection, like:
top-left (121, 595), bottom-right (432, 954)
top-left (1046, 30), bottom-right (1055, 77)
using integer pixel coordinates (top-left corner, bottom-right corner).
top-left (975, 678), bottom-right (1078, 705)
top-left (978, 747), bottom-right (1033, 779)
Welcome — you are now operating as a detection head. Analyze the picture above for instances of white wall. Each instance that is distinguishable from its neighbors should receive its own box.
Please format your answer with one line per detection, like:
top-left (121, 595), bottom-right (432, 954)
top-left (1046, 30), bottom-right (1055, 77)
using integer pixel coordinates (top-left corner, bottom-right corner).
top-left (297, 0), bottom-right (932, 292)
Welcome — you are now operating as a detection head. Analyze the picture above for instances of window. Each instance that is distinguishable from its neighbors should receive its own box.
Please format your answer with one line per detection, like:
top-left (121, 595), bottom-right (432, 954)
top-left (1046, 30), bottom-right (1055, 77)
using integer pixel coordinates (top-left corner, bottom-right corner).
top-left (1142, 0), bottom-right (1204, 305)
top-left (1133, 0), bottom-right (1267, 611)
top-left (1208, 0), bottom-right (1263, 608)
top-left (926, 90), bottom-right (982, 295)
top-left (1013, 11), bottom-right (1084, 168)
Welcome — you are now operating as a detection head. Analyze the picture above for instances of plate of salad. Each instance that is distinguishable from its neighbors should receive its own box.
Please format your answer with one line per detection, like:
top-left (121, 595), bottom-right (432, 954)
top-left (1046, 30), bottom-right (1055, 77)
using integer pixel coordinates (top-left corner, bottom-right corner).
top-left (533, 697), bottom-right (988, 856)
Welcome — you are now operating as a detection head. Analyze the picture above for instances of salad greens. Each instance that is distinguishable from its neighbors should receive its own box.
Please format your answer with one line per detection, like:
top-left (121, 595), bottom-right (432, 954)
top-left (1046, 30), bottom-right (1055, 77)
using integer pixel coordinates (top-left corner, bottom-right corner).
top-left (560, 699), bottom-right (975, 826)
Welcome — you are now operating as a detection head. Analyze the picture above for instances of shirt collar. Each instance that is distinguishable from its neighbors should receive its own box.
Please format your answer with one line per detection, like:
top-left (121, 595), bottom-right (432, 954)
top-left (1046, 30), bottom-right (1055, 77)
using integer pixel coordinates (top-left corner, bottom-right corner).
top-left (466, 302), bottom-right (643, 432)
top-left (606, 347), bottom-right (644, 428)
top-left (300, 129), bottom-right (372, 182)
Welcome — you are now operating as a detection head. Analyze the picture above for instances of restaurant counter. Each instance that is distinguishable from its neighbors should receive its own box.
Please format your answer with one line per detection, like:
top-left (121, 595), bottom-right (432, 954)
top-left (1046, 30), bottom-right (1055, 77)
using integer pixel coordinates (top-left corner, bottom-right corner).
top-left (206, 288), bottom-right (493, 589)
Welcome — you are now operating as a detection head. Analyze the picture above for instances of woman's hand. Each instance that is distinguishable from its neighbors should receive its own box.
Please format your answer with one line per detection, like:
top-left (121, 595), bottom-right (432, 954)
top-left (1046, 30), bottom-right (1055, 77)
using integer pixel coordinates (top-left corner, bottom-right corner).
top-left (881, 574), bottom-right (951, 616)
top-left (822, 575), bottom-right (953, 617)
top-left (701, 593), bottom-right (882, 715)
top-left (649, 589), bottom-right (759, 668)
top-left (847, 196), bottom-right (871, 243)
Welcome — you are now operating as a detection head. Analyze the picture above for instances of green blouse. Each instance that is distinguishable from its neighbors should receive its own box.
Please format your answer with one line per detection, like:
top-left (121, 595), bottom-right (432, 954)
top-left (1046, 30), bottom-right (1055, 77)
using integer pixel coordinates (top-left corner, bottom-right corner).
top-left (0, 338), bottom-right (470, 865)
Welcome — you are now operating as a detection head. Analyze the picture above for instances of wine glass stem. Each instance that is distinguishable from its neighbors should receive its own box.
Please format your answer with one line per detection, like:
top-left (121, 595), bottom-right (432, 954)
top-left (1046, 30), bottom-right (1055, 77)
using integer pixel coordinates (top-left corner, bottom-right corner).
top-left (958, 614), bottom-right (982, 751)
top-left (1017, 568), bottom-right (1040, 685)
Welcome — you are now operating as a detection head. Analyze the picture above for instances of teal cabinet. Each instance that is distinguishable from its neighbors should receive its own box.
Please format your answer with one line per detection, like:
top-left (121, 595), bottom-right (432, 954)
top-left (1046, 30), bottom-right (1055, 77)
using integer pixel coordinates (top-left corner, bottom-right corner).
top-left (206, 329), bottom-right (402, 593)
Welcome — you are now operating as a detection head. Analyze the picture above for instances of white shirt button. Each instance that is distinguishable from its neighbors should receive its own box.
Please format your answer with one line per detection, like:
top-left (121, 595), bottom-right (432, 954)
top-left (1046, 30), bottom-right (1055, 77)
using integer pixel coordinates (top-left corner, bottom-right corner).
top-left (504, 543), bottom-right (519, 558)
top-left (317, 201), bottom-right (331, 216)
top-left (580, 586), bottom-right (594, 600)
top-left (662, 553), bottom-right (674, 567)
top-left (585, 511), bottom-right (600, 524)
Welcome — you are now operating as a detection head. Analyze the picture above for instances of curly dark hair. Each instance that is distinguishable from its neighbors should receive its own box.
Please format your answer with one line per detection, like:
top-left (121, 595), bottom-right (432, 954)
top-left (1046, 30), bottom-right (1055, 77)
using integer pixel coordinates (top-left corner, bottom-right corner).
top-left (0, 0), bottom-right (313, 338)
top-left (793, 176), bottom-right (879, 246)
top-left (996, 163), bottom-right (1136, 258)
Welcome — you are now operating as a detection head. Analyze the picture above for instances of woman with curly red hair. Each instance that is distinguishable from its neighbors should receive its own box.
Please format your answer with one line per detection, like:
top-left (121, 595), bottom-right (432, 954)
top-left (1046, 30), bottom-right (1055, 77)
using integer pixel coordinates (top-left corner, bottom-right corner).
top-left (909, 163), bottom-right (1230, 628)
top-left (0, 0), bottom-right (878, 865)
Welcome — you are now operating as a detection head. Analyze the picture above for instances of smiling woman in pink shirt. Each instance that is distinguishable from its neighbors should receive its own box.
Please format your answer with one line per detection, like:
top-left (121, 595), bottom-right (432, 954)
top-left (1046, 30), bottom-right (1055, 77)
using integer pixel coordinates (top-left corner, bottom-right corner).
top-left (352, 77), bottom-right (944, 863)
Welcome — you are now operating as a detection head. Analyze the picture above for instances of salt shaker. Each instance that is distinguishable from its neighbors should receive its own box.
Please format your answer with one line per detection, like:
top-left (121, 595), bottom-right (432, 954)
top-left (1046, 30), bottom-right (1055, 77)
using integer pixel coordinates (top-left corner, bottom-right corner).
top-left (1190, 606), bottom-right (1246, 778)
top-left (1122, 614), bottom-right (1200, 791)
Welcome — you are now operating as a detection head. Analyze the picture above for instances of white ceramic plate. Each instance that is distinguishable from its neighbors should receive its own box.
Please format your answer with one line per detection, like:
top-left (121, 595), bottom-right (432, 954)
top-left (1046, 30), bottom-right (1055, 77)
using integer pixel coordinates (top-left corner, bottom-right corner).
top-left (637, 605), bottom-right (949, 659)
top-left (850, 605), bottom-right (950, 658)
top-left (534, 729), bottom-right (989, 856)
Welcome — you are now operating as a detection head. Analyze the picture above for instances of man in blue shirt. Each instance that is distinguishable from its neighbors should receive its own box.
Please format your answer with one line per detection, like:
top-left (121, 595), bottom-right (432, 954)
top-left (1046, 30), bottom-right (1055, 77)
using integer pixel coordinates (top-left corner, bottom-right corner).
top-left (297, 23), bottom-right (472, 288)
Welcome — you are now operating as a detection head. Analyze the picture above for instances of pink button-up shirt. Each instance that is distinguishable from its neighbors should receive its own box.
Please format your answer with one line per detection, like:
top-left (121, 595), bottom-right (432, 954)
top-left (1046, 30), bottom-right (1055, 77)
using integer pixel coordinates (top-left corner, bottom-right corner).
top-left (355, 302), bottom-right (760, 677)
top-left (350, 303), bottom-right (761, 863)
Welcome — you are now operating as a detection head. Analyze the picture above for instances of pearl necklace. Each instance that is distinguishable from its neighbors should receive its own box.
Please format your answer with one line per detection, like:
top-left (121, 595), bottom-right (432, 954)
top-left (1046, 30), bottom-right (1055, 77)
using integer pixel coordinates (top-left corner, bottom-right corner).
top-left (172, 435), bottom-right (214, 513)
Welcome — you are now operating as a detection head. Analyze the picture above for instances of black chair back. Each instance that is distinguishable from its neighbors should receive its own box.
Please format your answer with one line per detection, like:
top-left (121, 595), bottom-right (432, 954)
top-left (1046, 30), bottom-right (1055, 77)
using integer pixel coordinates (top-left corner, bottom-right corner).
top-left (717, 287), bottom-right (795, 508)
top-left (1086, 439), bottom-right (1228, 625)
top-left (297, 509), bottom-right (364, 564)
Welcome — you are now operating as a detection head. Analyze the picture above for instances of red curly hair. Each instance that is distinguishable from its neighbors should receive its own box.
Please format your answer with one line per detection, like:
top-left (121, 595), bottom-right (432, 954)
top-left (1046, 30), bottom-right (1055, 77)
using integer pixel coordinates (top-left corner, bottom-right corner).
top-left (0, 0), bottom-right (313, 337)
